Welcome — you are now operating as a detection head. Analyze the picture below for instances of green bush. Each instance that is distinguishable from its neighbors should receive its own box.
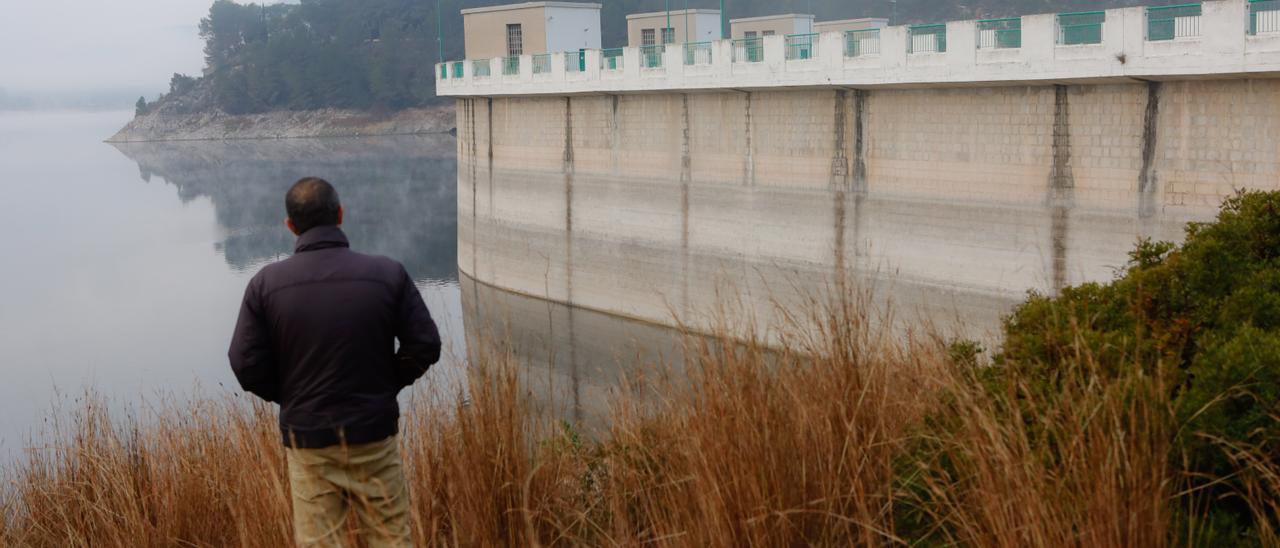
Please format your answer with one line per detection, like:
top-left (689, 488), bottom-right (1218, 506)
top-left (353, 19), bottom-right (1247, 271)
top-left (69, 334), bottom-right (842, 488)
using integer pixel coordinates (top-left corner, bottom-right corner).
top-left (1000, 190), bottom-right (1280, 541)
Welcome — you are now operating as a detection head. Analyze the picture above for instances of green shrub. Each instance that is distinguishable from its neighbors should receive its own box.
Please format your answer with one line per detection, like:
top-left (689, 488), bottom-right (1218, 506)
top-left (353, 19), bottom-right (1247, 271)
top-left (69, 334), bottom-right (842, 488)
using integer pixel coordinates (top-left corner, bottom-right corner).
top-left (1000, 190), bottom-right (1280, 541)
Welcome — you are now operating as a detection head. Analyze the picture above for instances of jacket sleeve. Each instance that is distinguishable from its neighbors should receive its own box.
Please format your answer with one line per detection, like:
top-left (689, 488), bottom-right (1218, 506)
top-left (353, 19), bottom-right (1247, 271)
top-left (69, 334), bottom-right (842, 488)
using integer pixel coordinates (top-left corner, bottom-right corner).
top-left (394, 267), bottom-right (442, 388)
top-left (228, 275), bottom-right (280, 403)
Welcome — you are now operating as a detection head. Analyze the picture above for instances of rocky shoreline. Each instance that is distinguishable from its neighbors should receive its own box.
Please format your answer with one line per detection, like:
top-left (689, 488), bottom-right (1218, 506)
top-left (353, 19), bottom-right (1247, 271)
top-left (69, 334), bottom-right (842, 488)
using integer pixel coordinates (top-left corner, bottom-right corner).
top-left (107, 106), bottom-right (455, 143)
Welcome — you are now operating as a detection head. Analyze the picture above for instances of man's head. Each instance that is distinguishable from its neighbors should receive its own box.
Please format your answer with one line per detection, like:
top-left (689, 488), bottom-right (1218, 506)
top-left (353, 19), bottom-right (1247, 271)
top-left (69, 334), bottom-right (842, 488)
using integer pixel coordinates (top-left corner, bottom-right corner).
top-left (285, 177), bottom-right (343, 236)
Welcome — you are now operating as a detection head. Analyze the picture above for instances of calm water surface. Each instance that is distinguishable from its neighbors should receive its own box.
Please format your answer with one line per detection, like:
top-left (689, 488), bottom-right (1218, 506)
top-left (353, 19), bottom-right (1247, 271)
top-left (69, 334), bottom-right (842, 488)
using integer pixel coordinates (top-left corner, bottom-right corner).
top-left (0, 110), bottom-right (1198, 457)
top-left (0, 111), bottom-right (467, 456)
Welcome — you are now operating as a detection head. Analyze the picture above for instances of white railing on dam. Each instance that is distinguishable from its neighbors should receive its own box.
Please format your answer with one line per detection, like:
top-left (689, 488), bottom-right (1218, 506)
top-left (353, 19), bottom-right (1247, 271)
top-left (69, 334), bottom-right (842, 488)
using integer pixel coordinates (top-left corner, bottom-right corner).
top-left (436, 0), bottom-right (1280, 97)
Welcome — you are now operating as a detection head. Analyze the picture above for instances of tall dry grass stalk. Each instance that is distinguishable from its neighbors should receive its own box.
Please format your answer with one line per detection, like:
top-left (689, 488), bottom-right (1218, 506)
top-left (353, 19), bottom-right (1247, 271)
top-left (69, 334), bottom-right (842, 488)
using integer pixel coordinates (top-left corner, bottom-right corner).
top-left (590, 289), bottom-right (942, 546)
top-left (0, 288), bottom-right (1272, 546)
top-left (908, 362), bottom-right (1176, 547)
top-left (0, 494), bottom-right (9, 541)
top-left (1203, 419), bottom-right (1280, 546)
top-left (400, 346), bottom-right (593, 546)
top-left (2, 394), bottom-right (292, 547)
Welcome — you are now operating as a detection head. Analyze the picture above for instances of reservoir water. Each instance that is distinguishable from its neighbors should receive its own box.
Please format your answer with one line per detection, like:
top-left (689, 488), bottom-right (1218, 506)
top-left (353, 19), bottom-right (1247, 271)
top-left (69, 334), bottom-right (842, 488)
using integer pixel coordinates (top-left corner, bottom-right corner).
top-left (0, 109), bottom-right (1196, 456)
top-left (0, 111), bottom-right (469, 457)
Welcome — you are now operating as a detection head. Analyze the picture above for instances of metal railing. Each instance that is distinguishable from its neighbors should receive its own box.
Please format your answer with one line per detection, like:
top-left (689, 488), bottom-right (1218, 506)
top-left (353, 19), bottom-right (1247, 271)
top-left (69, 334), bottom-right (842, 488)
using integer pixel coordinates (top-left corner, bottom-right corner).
top-left (684, 41), bottom-right (713, 65)
top-left (785, 33), bottom-right (818, 60)
top-left (601, 48), bottom-right (624, 71)
top-left (565, 51), bottom-right (585, 73)
top-left (443, 2), bottom-right (1280, 84)
top-left (1251, 0), bottom-right (1280, 35)
top-left (1058, 11), bottom-right (1105, 45)
top-left (909, 24), bottom-right (947, 53)
top-left (732, 37), bottom-right (764, 63)
top-left (640, 44), bottom-right (665, 69)
top-left (532, 54), bottom-right (551, 74)
top-left (977, 18), bottom-right (1022, 49)
top-left (844, 29), bottom-right (881, 57)
top-left (1147, 3), bottom-right (1201, 40)
top-left (501, 56), bottom-right (520, 76)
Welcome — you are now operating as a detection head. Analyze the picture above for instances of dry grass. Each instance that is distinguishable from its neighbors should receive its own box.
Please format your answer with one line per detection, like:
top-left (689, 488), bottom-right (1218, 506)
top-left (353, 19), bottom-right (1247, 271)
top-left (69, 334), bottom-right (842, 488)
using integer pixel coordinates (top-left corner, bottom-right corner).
top-left (1211, 428), bottom-right (1280, 546)
top-left (400, 347), bottom-right (592, 546)
top-left (2, 395), bottom-right (292, 547)
top-left (909, 361), bottom-right (1176, 547)
top-left (0, 291), bottom-right (1274, 547)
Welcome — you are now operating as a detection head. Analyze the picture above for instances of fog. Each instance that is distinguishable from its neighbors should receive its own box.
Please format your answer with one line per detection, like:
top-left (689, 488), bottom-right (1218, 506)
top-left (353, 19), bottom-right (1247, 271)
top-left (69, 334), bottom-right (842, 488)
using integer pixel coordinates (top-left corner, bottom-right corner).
top-left (0, 0), bottom-right (297, 105)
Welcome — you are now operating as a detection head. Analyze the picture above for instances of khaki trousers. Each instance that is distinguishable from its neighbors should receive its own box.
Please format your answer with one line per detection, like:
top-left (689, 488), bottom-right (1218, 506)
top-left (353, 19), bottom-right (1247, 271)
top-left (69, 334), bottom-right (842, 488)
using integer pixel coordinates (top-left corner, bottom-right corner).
top-left (286, 435), bottom-right (412, 547)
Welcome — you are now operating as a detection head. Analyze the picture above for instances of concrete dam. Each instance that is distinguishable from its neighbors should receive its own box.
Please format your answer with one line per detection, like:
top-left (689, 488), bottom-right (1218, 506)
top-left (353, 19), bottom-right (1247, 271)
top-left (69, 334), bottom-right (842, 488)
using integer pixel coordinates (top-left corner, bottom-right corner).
top-left (441, 0), bottom-right (1280, 343)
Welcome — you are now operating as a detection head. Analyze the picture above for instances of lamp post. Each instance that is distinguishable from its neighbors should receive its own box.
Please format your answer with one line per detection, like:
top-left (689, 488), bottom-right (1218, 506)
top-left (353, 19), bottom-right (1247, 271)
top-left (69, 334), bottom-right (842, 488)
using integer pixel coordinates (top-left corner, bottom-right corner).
top-left (437, 0), bottom-right (443, 64)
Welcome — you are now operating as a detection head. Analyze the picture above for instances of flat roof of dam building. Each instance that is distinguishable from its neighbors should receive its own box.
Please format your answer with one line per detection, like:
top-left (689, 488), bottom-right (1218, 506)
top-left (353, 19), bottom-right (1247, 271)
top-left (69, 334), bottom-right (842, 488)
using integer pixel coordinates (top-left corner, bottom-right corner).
top-left (812, 18), bottom-right (889, 33)
top-left (437, 0), bottom-right (1280, 97)
top-left (625, 9), bottom-right (722, 20)
top-left (728, 14), bottom-right (815, 24)
top-left (460, 2), bottom-right (602, 15)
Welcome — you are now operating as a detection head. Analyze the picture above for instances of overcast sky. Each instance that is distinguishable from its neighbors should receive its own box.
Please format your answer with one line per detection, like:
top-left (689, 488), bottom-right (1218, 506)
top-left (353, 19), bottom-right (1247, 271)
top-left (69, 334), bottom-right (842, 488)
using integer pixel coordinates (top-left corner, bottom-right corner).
top-left (0, 0), bottom-right (293, 96)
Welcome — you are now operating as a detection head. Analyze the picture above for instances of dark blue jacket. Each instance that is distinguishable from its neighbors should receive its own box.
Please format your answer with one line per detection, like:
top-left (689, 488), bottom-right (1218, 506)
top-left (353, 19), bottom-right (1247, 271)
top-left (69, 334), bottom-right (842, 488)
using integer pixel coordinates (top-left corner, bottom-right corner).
top-left (229, 225), bottom-right (441, 448)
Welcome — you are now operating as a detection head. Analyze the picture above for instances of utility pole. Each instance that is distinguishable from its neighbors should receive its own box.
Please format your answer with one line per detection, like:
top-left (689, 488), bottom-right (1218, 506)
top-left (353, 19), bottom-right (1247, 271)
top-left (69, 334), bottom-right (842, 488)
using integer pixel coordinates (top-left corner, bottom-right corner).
top-left (684, 0), bottom-right (688, 43)
top-left (666, 0), bottom-right (670, 44)
top-left (437, 0), bottom-right (443, 64)
top-left (720, 0), bottom-right (726, 39)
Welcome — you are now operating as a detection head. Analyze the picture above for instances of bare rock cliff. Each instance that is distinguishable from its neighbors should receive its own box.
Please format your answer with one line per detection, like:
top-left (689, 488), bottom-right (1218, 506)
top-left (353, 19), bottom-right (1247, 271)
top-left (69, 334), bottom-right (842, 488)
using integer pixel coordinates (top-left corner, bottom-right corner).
top-left (108, 106), bottom-right (454, 142)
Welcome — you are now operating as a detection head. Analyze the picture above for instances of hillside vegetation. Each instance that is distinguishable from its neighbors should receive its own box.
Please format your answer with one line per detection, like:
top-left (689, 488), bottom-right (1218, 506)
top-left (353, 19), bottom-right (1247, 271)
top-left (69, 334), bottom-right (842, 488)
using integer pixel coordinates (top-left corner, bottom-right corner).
top-left (147, 0), bottom-right (1189, 115)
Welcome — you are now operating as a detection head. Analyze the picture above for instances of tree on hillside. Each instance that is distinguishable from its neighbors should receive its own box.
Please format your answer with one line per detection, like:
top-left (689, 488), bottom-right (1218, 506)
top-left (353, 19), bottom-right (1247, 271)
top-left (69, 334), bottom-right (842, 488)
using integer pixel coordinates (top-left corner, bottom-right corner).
top-left (169, 73), bottom-right (197, 97)
top-left (193, 0), bottom-right (440, 114)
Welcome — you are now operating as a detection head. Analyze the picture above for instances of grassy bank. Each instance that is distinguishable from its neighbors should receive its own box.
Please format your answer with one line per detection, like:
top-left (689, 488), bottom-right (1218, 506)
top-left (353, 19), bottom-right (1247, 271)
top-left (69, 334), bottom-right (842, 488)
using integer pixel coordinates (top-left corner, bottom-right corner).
top-left (0, 302), bottom-right (1268, 547)
top-left (3, 193), bottom-right (1279, 547)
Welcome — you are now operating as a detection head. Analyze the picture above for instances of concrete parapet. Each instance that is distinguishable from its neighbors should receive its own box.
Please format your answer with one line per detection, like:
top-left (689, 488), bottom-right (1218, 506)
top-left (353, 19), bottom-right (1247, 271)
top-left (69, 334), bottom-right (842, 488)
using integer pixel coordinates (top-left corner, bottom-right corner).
top-left (440, 0), bottom-right (1280, 97)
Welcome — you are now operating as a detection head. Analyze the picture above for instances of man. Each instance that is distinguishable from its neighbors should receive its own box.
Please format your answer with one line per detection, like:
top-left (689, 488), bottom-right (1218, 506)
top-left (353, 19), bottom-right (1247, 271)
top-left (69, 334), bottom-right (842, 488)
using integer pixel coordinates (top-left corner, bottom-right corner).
top-left (229, 177), bottom-right (441, 547)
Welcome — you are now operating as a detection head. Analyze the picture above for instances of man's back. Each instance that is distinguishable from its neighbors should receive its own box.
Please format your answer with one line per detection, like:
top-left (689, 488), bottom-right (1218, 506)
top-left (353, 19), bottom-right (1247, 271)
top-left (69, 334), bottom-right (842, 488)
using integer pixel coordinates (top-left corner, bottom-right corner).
top-left (229, 178), bottom-right (437, 546)
top-left (229, 224), bottom-right (441, 448)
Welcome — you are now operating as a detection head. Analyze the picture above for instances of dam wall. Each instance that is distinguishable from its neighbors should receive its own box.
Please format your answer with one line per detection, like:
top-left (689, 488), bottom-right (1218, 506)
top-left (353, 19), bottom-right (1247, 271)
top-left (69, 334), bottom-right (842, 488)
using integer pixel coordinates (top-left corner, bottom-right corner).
top-left (454, 78), bottom-right (1280, 340)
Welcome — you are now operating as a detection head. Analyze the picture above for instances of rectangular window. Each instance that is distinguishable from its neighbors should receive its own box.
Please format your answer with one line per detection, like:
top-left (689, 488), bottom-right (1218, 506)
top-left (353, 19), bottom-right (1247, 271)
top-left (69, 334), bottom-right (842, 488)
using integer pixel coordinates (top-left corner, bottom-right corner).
top-left (762, 30), bottom-right (775, 36)
top-left (1057, 11), bottom-right (1104, 45)
top-left (744, 31), bottom-right (757, 39)
top-left (977, 18), bottom-right (1021, 49)
top-left (506, 24), bottom-right (523, 56)
top-left (1253, 1), bottom-right (1280, 35)
top-left (642, 28), bottom-right (656, 46)
top-left (662, 27), bottom-right (675, 44)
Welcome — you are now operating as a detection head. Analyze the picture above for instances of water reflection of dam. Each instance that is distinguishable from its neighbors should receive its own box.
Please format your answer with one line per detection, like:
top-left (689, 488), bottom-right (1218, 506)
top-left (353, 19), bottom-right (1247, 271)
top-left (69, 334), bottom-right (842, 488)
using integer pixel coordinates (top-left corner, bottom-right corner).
top-left (460, 165), bottom-right (1188, 347)
top-left (458, 181), bottom-right (1180, 427)
top-left (460, 272), bottom-right (687, 431)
